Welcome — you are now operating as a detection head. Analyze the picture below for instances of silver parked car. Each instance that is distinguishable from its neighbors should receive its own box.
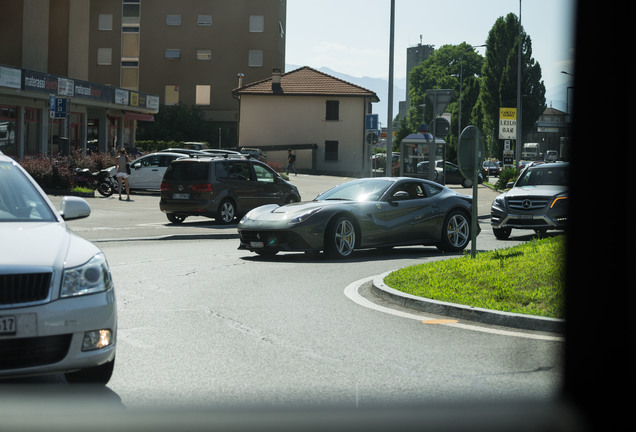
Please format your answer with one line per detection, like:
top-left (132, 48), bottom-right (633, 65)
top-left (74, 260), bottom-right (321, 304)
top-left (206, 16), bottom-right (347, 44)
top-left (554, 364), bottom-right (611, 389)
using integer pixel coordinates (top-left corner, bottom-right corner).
top-left (108, 151), bottom-right (186, 190)
top-left (490, 162), bottom-right (568, 239)
top-left (0, 152), bottom-right (116, 384)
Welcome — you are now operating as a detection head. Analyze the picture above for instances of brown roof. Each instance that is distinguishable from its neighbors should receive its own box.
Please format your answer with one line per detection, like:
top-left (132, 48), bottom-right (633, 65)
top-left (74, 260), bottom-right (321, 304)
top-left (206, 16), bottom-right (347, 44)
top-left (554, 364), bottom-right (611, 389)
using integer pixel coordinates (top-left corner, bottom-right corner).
top-left (233, 66), bottom-right (379, 101)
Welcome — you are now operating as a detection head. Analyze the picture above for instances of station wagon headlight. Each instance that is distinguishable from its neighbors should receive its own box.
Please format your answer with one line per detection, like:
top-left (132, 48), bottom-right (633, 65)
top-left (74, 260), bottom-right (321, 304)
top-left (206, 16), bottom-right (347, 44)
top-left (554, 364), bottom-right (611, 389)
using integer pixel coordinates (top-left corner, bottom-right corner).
top-left (61, 253), bottom-right (113, 297)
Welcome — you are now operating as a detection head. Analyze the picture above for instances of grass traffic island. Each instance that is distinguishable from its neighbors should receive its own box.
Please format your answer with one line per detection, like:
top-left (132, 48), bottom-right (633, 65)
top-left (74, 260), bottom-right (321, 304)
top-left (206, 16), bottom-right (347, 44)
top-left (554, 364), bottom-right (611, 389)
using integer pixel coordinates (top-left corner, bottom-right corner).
top-left (383, 235), bottom-right (566, 319)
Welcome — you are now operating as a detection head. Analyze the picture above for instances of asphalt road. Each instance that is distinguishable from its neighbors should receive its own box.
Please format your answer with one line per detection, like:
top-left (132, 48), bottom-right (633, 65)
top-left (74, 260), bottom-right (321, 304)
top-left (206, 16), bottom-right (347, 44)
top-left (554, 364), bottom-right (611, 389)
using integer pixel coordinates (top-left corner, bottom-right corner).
top-left (48, 174), bottom-right (503, 242)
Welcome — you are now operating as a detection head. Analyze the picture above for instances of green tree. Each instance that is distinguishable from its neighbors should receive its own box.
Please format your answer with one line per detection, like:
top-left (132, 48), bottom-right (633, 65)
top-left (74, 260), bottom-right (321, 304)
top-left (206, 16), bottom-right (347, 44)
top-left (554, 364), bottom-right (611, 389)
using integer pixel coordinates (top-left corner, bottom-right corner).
top-left (136, 103), bottom-right (209, 142)
top-left (406, 43), bottom-right (484, 162)
top-left (478, 13), bottom-right (546, 159)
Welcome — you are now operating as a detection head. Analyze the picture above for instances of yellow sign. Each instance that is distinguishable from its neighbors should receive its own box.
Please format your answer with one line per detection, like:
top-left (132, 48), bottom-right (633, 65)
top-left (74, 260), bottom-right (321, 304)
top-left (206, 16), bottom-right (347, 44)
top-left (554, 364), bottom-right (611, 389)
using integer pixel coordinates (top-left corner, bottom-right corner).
top-left (499, 108), bottom-right (517, 119)
top-left (499, 108), bottom-right (517, 139)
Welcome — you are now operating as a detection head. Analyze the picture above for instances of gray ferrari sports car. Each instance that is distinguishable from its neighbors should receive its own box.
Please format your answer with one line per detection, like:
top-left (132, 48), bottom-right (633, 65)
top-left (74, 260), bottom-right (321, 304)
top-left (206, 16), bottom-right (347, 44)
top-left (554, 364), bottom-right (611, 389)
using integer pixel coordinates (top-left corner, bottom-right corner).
top-left (237, 177), bottom-right (478, 258)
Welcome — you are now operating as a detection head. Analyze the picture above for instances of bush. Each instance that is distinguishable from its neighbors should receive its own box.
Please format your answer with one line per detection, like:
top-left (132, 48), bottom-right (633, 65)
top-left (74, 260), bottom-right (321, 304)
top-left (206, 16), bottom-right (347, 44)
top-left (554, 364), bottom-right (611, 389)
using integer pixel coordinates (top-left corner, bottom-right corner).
top-left (20, 155), bottom-right (73, 190)
top-left (495, 167), bottom-right (518, 190)
top-left (19, 151), bottom-right (117, 190)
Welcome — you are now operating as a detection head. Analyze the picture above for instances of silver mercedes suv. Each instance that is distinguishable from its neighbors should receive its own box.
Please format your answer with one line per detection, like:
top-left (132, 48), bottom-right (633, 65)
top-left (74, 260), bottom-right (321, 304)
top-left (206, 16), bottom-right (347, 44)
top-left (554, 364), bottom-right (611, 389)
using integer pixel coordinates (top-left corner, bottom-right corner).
top-left (490, 162), bottom-right (568, 239)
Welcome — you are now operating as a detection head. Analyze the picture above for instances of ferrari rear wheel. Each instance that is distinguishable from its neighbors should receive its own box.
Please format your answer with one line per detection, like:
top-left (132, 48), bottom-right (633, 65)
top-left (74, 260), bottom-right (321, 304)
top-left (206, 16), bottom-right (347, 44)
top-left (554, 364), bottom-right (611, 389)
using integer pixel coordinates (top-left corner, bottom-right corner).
top-left (438, 210), bottom-right (470, 252)
top-left (325, 215), bottom-right (356, 258)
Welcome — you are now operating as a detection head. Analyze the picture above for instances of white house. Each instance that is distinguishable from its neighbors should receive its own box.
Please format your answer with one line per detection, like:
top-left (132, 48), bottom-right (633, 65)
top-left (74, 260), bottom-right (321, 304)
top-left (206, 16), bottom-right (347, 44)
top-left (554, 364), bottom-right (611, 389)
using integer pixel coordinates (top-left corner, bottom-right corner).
top-left (232, 67), bottom-right (379, 177)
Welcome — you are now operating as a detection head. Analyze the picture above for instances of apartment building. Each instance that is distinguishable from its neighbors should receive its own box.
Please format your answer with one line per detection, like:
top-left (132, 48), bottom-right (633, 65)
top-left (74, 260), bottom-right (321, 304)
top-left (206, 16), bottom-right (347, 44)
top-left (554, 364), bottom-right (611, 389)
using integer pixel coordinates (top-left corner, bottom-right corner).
top-left (0, 0), bottom-right (285, 157)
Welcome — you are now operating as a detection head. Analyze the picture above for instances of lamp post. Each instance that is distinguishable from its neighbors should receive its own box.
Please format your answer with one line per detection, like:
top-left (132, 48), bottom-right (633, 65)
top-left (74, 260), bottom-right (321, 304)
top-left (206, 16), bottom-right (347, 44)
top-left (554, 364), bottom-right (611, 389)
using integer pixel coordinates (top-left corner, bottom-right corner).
top-left (457, 44), bottom-right (487, 140)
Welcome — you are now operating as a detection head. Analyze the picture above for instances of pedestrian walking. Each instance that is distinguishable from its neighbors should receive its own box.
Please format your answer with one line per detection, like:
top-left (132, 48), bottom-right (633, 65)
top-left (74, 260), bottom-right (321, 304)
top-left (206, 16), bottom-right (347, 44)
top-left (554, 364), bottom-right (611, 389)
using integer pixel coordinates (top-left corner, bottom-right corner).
top-left (286, 148), bottom-right (297, 176)
top-left (116, 147), bottom-right (131, 201)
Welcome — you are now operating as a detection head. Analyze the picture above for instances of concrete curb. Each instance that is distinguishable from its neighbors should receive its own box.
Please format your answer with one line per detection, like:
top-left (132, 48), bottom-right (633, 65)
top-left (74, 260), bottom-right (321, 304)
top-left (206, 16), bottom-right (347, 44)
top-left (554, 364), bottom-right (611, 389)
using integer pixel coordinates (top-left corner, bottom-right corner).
top-left (371, 271), bottom-right (565, 334)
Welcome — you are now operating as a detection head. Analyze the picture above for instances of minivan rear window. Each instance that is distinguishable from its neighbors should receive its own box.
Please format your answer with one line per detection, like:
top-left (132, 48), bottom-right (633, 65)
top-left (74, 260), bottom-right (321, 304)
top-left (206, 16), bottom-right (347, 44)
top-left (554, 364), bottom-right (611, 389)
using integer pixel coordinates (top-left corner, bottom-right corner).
top-left (164, 162), bottom-right (209, 181)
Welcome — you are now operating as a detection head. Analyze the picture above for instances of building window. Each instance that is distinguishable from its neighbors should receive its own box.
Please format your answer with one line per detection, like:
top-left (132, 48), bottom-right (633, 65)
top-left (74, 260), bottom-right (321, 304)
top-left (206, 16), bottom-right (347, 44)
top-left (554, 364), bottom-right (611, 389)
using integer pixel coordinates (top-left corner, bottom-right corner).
top-left (196, 49), bottom-right (212, 61)
top-left (249, 15), bottom-right (265, 32)
top-left (325, 141), bottom-right (339, 161)
top-left (326, 100), bottom-right (339, 120)
top-left (165, 49), bottom-right (181, 60)
top-left (121, 67), bottom-right (138, 90)
top-left (198, 15), bottom-right (212, 26)
top-left (165, 85), bottom-right (179, 105)
top-left (122, 3), bottom-right (140, 26)
top-left (196, 85), bottom-right (211, 105)
top-left (122, 32), bottom-right (139, 58)
top-left (248, 50), bottom-right (263, 67)
top-left (98, 14), bottom-right (113, 31)
top-left (166, 14), bottom-right (181, 26)
top-left (97, 48), bottom-right (112, 65)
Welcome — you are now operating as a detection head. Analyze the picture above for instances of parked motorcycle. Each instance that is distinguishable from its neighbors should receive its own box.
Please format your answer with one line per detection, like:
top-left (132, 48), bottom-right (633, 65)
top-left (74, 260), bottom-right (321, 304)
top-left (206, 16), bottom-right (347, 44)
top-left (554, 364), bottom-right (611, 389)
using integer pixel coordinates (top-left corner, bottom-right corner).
top-left (73, 167), bottom-right (117, 197)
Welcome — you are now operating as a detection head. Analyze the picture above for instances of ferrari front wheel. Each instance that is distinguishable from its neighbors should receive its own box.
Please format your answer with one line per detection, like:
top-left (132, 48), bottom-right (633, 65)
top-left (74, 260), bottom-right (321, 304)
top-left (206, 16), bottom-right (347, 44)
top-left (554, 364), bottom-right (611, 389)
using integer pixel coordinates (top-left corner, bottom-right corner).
top-left (438, 210), bottom-right (470, 252)
top-left (325, 215), bottom-right (356, 258)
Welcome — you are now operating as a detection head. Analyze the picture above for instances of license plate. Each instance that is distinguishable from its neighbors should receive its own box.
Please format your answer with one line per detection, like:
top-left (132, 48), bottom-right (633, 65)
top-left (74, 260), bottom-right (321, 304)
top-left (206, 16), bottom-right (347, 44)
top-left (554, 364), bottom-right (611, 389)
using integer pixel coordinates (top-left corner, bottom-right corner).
top-left (250, 241), bottom-right (264, 248)
top-left (0, 315), bottom-right (16, 335)
top-left (172, 193), bottom-right (190, 199)
top-left (518, 214), bottom-right (533, 219)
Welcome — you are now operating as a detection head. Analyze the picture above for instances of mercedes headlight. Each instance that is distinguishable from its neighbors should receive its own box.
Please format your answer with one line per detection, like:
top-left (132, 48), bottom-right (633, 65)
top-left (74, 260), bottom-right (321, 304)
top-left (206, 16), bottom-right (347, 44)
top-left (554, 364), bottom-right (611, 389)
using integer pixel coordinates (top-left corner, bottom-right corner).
top-left (61, 253), bottom-right (113, 297)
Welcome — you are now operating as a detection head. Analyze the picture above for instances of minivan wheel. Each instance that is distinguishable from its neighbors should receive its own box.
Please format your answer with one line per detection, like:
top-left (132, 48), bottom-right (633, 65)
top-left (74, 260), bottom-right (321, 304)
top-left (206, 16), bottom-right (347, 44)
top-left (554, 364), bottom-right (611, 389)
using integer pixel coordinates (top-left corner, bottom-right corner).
top-left (167, 213), bottom-right (186, 224)
top-left (218, 199), bottom-right (236, 224)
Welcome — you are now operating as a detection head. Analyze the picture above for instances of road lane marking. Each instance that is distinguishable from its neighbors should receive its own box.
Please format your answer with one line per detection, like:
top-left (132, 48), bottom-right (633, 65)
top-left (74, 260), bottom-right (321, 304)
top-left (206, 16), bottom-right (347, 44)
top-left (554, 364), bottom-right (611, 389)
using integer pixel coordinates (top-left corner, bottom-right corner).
top-left (344, 277), bottom-right (564, 342)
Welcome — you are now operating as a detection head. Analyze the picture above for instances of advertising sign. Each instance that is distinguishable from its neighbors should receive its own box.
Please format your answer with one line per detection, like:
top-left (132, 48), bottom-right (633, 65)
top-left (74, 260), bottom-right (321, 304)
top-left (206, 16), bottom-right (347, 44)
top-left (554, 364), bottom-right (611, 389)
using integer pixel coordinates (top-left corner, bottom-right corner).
top-left (499, 107), bottom-right (517, 140)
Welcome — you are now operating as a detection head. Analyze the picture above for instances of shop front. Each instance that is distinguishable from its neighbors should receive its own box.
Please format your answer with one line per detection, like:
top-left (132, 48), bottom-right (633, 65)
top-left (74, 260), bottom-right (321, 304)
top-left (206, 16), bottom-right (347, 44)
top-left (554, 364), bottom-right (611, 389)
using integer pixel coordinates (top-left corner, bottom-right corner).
top-left (0, 64), bottom-right (158, 159)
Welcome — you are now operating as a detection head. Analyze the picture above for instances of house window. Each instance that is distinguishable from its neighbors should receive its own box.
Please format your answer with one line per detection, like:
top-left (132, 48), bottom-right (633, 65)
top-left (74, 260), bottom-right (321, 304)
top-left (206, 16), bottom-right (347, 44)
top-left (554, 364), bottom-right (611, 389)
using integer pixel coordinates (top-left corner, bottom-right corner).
top-left (249, 15), bottom-right (264, 32)
top-left (325, 141), bottom-right (338, 161)
top-left (165, 85), bottom-right (179, 105)
top-left (248, 50), bottom-right (263, 67)
top-left (196, 85), bottom-right (211, 105)
top-left (196, 49), bottom-right (212, 61)
top-left (198, 15), bottom-right (212, 26)
top-left (165, 49), bottom-right (181, 60)
top-left (97, 48), bottom-right (112, 65)
top-left (98, 14), bottom-right (113, 31)
top-left (166, 14), bottom-right (181, 26)
top-left (326, 100), bottom-right (339, 120)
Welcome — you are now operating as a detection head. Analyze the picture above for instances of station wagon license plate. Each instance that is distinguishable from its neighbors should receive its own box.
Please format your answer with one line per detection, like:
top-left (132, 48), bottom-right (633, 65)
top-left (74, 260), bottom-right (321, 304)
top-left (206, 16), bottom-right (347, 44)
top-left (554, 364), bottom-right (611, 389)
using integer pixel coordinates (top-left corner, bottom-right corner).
top-left (172, 193), bottom-right (190, 199)
top-left (0, 315), bottom-right (16, 335)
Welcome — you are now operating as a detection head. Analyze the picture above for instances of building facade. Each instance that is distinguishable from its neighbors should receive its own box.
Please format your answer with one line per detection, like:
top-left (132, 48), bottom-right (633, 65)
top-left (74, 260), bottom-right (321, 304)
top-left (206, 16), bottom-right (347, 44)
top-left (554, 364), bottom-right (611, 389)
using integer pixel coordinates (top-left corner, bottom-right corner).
top-left (0, 0), bottom-right (286, 157)
top-left (233, 67), bottom-right (379, 177)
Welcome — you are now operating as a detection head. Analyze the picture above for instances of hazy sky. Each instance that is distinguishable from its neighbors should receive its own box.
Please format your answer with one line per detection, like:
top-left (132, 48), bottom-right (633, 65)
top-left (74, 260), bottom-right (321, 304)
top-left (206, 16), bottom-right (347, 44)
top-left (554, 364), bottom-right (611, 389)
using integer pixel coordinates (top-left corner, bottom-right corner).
top-left (285, 0), bottom-right (576, 91)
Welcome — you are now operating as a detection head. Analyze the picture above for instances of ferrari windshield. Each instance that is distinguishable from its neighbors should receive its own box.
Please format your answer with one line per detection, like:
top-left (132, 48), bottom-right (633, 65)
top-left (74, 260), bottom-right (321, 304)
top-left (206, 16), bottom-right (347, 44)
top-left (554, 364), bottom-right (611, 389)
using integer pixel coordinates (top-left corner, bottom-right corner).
top-left (0, 161), bottom-right (57, 222)
top-left (315, 179), bottom-right (393, 202)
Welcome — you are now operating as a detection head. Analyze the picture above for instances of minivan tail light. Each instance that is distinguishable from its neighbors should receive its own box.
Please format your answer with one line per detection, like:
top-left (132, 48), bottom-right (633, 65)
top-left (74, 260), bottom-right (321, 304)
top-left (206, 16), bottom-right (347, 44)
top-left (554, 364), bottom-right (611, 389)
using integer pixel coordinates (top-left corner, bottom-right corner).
top-left (192, 183), bottom-right (212, 192)
top-left (160, 181), bottom-right (170, 191)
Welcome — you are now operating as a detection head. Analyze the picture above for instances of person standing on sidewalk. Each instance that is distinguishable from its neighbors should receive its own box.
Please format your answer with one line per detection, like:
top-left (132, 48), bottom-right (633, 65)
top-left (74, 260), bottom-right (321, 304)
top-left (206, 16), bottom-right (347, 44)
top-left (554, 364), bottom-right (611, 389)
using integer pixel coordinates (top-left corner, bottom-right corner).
top-left (286, 148), bottom-right (297, 176)
top-left (116, 148), bottom-right (131, 201)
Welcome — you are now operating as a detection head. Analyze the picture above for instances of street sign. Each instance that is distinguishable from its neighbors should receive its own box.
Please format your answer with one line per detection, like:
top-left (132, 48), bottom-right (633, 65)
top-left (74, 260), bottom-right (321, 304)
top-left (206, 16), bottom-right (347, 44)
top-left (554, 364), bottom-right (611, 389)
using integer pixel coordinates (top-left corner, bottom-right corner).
top-left (49, 95), bottom-right (68, 119)
top-left (499, 107), bottom-right (516, 140)
top-left (365, 114), bottom-right (379, 130)
top-left (366, 132), bottom-right (378, 145)
top-left (457, 125), bottom-right (485, 180)
top-left (433, 116), bottom-right (450, 138)
top-left (457, 125), bottom-right (485, 259)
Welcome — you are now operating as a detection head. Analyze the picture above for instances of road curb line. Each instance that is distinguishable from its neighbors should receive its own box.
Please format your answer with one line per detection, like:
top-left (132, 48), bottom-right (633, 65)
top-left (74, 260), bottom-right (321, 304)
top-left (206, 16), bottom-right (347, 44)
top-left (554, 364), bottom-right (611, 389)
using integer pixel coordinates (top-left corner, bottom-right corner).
top-left (371, 271), bottom-right (565, 334)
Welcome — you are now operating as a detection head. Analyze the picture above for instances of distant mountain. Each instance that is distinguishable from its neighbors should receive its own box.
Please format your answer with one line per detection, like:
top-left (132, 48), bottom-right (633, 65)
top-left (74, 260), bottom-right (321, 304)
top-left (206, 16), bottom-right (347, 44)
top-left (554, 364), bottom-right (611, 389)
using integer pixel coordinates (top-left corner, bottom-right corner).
top-left (286, 64), bottom-right (569, 121)
top-left (286, 64), bottom-right (404, 126)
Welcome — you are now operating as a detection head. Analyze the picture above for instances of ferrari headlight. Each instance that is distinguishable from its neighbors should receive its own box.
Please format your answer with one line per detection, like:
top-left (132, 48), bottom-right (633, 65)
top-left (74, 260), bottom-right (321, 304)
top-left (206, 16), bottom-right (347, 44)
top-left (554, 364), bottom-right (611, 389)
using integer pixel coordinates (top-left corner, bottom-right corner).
top-left (61, 253), bottom-right (113, 297)
top-left (290, 207), bottom-right (323, 224)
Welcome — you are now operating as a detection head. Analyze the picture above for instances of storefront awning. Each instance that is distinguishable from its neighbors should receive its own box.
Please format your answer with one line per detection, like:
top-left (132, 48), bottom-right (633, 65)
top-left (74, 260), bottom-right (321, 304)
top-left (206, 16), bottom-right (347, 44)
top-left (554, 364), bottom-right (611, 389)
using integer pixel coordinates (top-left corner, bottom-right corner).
top-left (125, 112), bottom-right (155, 122)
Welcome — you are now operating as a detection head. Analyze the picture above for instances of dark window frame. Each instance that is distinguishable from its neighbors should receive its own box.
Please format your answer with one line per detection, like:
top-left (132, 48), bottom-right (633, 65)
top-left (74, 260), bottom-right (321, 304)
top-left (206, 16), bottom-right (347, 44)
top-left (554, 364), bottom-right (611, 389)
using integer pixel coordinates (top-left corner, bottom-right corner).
top-left (325, 100), bottom-right (339, 121)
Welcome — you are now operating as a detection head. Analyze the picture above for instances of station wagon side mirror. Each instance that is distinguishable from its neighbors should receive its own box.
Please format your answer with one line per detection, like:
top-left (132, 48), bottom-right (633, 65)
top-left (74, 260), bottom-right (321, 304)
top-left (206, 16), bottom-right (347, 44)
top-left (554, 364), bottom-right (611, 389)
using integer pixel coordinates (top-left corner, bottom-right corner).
top-left (60, 196), bottom-right (91, 220)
